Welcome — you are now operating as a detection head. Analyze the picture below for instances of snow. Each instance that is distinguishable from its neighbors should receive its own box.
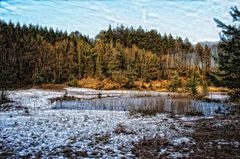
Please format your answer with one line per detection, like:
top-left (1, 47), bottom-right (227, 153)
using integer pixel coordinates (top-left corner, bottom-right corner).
top-left (207, 92), bottom-right (229, 101)
top-left (8, 89), bottom-right (65, 110)
top-left (0, 88), bottom-right (209, 158)
top-left (172, 137), bottom-right (191, 146)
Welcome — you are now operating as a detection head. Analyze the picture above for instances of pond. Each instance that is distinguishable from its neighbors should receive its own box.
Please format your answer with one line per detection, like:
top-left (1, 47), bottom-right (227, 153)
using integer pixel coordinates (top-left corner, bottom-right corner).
top-left (55, 90), bottom-right (229, 116)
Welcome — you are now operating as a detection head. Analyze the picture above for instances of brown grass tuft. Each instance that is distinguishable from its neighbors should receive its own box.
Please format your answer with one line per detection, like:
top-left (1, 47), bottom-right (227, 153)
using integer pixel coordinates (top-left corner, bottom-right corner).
top-left (114, 123), bottom-right (135, 134)
top-left (132, 137), bottom-right (169, 158)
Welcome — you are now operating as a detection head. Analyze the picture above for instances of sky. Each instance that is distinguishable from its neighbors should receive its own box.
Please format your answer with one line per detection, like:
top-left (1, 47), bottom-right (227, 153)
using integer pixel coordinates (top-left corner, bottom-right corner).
top-left (0, 0), bottom-right (239, 43)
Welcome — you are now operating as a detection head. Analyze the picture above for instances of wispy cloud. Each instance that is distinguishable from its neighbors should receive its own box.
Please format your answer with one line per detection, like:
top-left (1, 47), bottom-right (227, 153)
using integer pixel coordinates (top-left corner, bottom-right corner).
top-left (0, 0), bottom-right (239, 42)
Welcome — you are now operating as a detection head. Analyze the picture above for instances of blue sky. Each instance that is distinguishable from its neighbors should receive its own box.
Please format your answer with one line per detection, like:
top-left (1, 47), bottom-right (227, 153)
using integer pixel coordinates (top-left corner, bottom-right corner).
top-left (0, 0), bottom-right (239, 43)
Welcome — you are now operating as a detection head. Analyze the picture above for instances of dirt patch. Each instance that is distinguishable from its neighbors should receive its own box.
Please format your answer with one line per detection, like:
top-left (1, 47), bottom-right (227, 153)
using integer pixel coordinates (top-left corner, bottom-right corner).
top-left (132, 137), bottom-right (169, 158)
top-left (0, 103), bottom-right (28, 111)
top-left (190, 116), bottom-right (240, 158)
top-left (94, 133), bottom-right (111, 144)
top-left (49, 145), bottom-right (88, 158)
top-left (114, 123), bottom-right (135, 135)
top-left (0, 141), bottom-right (15, 159)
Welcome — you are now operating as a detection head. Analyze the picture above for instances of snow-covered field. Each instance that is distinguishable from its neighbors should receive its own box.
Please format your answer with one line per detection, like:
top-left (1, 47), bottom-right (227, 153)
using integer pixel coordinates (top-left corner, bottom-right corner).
top-left (0, 88), bottom-right (217, 158)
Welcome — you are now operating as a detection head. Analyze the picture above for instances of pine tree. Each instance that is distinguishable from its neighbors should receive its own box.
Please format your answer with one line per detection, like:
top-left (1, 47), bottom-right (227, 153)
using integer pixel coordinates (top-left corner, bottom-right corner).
top-left (214, 6), bottom-right (240, 89)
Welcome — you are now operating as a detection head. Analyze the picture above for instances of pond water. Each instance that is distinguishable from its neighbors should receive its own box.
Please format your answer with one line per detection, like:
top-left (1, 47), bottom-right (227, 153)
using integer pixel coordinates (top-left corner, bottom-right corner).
top-left (55, 91), bottom-right (229, 116)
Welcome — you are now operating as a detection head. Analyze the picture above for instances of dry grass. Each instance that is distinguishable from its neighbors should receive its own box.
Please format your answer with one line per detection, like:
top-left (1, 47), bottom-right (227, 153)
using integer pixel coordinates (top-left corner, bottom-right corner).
top-left (49, 145), bottom-right (88, 158)
top-left (168, 93), bottom-right (191, 99)
top-left (78, 78), bottom-right (172, 91)
top-left (77, 77), bottom-right (100, 89)
top-left (208, 86), bottom-right (230, 92)
top-left (114, 123), bottom-right (135, 135)
top-left (129, 97), bottom-right (165, 116)
top-left (78, 77), bottom-right (120, 90)
top-left (129, 95), bottom-right (204, 117)
top-left (36, 84), bottom-right (66, 90)
top-left (94, 133), bottom-right (111, 144)
top-left (134, 80), bottom-right (170, 91)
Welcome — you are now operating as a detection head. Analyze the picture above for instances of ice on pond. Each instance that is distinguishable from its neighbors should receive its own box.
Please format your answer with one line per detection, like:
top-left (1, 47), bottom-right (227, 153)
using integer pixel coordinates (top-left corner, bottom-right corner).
top-left (55, 88), bottom-right (228, 116)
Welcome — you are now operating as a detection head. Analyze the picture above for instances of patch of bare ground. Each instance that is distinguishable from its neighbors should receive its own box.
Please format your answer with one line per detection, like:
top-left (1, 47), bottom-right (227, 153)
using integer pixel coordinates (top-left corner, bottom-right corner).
top-left (0, 141), bottom-right (14, 159)
top-left (94, 133), bottom-right (111, 144)
top-left (114, 123), bottom-right (135, 135)
top-left (132, 136), bottom-right (170, 158)
top-left (0, 102), bottom-right (28, 112)
top-left (131, 136), bottom-right (193, 159)
top-left (49, 145), bottom-right (88, 158)
top-left (190, 115), bottom-right (240, 158)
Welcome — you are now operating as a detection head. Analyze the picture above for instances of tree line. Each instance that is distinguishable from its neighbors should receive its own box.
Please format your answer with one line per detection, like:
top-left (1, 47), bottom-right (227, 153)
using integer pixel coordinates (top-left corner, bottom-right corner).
top-left (0, 21), bottom-right (213, 90)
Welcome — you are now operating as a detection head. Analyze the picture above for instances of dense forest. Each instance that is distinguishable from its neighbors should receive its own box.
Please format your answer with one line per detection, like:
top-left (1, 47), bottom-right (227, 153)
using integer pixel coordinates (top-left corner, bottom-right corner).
top-left (0, 20), bottom-right (213, 91)
top-left (1, 5), bottom-right (239, 101)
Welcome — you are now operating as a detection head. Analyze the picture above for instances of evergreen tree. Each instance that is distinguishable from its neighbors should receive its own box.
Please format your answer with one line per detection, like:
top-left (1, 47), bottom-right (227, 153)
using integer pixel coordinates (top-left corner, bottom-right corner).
top-left (214, 6), bottom-right (240, 89)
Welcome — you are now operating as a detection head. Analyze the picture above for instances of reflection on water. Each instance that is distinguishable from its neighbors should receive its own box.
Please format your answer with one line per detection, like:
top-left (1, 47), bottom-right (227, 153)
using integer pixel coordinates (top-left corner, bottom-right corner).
top-left (55, 92), bottom-right (228, 116)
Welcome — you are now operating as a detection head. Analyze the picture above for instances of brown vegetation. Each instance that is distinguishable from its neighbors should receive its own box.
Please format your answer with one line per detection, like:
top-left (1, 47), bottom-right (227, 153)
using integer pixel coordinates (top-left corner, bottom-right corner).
top-left (132, 137), bottom-right (169, 158)
top-left (114, 123), bottom-right (135, 135)
top-left (129, 97), bottom-right (165, 116)
top-left (190, 116), bottom-right (240, 158)
top-left (49, 146), bottom-right (88, 158)
top-left (78, 77), bottom-right (120, 90)
top-left (35, 84), bottom-right (66, 90)
top-left (94, 133), bottom-right (111, 144)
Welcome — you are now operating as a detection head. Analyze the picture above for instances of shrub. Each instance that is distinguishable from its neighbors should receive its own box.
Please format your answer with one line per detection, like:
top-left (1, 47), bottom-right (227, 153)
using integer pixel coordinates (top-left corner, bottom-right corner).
top-left (68, 78), bottom-right (79, 87)
top-left (186, 71), bottom-right (201, 96)
top-left (169, 71), bottom-right (181, 92)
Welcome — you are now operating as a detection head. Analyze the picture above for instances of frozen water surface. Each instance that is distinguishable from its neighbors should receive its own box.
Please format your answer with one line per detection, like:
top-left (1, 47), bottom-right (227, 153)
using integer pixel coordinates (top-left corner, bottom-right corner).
top-left (0, 88), bottom-right (229, 158)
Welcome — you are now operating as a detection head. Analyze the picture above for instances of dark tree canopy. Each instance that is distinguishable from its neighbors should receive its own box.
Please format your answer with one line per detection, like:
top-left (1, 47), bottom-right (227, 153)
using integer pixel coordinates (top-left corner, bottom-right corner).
top-left (214, 6), bottom-right (240, 89)
top-left (0, 20), bottom-right (213, 90)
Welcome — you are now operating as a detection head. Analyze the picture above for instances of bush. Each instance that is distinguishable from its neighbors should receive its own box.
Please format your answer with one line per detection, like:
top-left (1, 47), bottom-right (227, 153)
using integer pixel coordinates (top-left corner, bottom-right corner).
top-left (67, 74), bottom-right (79, 87)
top-left (32, 72), bottom-right (44, 84)
top-left (68, 78), bottom-right (79, 87)
top-left (169, 71), bottom-right (181, 92)
top-left (187, 71), bottom-right (201, 96)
